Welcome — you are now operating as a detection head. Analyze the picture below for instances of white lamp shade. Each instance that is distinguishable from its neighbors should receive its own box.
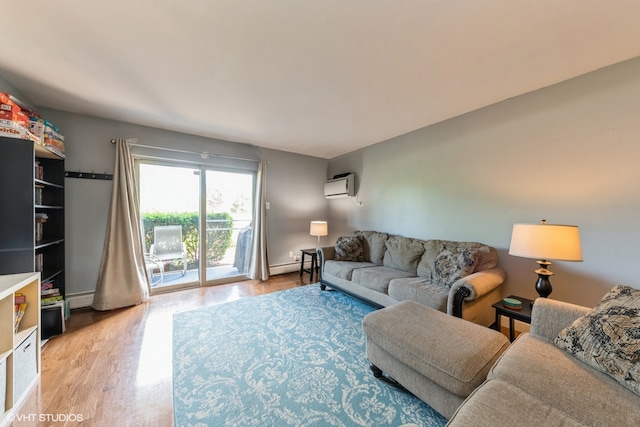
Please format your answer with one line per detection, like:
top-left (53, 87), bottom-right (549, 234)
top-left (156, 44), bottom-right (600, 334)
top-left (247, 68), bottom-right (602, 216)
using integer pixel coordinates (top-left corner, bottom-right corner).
top-left (509, 223), bottom-right (583, 262)
top-left (310, 221), bottom-right (328, 237)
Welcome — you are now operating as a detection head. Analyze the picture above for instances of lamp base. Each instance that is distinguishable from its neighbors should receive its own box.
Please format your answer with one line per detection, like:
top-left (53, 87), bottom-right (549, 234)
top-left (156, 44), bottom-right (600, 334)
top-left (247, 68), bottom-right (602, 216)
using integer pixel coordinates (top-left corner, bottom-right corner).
top-left (534, 273), bottom-right (553, 298)
top-left (533, 259), bottom-right (554, 298)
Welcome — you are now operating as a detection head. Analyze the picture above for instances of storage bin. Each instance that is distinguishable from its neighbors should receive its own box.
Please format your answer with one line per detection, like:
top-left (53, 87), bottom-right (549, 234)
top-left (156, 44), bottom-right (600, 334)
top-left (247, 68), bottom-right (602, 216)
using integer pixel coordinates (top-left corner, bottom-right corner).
top-left (42, 303), bottom-right (65, 339)
top-left (13, 330), bottom-right (37, 405)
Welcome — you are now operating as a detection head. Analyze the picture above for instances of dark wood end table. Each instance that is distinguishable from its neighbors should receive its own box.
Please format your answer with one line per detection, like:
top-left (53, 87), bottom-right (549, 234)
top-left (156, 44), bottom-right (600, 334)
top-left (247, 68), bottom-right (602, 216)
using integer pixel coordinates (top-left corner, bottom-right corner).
top-left (492, 295), bottom-right (534, 342)
top-left (300, 248), bottom-right (319, 282)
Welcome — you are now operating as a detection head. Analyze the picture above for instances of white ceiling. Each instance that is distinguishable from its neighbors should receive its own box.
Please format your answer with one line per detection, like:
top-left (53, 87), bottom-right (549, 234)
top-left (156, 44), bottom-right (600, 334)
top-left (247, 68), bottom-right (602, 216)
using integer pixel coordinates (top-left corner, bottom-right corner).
top-left (2, 1), bottom-right (640, 159)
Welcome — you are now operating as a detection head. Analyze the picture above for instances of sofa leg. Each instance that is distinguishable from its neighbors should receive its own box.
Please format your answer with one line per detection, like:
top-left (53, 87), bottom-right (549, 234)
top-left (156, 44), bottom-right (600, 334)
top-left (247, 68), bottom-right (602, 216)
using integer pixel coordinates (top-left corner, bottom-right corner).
top-left (370, 363), bottom-right (407, 390)
top-left (370, 363), bottom-right (383, 378)
top-left (320, 283), bottom-right (326, 290)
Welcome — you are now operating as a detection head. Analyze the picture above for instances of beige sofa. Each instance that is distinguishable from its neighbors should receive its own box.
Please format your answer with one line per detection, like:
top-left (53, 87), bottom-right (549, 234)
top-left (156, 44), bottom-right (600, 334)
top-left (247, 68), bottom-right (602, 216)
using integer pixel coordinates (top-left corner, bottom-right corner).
top-left (447, 296), bottom-right (640, 426)
top-left (318, 230), bottom-right (506, 326)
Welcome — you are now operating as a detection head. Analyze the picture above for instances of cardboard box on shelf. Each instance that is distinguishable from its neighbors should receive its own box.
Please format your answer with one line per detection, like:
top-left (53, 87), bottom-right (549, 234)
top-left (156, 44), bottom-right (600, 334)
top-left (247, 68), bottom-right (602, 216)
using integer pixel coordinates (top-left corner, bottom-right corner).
top-left (31, 117), bottom-right (66, 156)
top-left (0, 119), bottom-right (40, 142)
top-left (29, 118), bottom-right (45, 140)
top-left (0, 110), bottom-right (29, 127)
top-left (0, 93), bottom-right (28, 126)
top-left (0, 93), bottom-right (19, 112)
top-left (42, 138), bottom-right (65, 157)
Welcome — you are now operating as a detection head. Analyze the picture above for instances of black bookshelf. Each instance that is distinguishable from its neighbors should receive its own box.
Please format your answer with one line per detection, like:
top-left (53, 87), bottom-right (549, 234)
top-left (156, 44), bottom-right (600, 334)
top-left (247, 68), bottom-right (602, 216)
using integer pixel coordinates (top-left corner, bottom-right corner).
top-left (0, 136), bottom-right (65, 321)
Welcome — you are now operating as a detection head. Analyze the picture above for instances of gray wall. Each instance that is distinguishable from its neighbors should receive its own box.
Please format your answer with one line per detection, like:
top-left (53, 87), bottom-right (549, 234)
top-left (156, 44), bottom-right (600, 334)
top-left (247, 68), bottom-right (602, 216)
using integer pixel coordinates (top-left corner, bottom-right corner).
top-left (6, 54), bottom-right (640, 308)
top-left (20, 108), bottom-right (328, 296)
top-left (327, 56), bottom-right (640, 308)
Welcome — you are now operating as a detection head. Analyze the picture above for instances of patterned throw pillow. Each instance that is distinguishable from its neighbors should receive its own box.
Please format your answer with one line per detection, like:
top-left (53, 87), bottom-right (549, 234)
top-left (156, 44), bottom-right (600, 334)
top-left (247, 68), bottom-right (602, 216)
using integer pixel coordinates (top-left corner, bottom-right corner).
top-left (555, 285), bottom-right (640, 396)
top-left (334, 236), bottom-right (365, 262)
top-left (431, 243), bottom-right (480, 288)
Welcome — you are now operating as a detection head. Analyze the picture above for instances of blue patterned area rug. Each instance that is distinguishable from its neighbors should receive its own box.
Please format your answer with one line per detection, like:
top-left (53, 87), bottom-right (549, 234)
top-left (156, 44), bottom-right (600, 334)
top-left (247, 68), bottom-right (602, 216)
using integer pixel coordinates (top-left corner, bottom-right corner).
top-left (173, 285), bottom-right (447, 427)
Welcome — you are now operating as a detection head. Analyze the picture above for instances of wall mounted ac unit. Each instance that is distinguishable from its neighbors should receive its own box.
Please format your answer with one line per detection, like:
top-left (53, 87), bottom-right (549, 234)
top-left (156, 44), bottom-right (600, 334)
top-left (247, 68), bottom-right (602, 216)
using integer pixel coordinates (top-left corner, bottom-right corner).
top-left (324, 173), bottom-right (355, 198)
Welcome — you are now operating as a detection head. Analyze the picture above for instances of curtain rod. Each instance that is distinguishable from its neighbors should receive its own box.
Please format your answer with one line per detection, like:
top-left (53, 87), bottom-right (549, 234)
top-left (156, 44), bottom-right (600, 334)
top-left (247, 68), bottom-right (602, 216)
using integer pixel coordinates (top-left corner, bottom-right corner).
top-left (110, 139), bottom-right (259, 163)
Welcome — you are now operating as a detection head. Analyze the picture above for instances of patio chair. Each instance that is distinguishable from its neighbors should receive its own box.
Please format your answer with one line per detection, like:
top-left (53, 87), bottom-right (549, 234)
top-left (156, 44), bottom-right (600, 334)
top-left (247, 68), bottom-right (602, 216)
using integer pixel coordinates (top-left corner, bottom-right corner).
top-left (144, 253), bottom-right (164, 287)
top-left (150, 225), bottom-right (188, 276)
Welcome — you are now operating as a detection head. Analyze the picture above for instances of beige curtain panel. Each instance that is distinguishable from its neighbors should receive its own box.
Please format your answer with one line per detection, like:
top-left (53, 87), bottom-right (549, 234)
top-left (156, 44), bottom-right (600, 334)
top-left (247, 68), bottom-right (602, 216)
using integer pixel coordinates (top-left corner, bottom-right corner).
top-left (92, 139), bottom-right (149, 310)
top-left (248, 158), bottom-right (270, 281)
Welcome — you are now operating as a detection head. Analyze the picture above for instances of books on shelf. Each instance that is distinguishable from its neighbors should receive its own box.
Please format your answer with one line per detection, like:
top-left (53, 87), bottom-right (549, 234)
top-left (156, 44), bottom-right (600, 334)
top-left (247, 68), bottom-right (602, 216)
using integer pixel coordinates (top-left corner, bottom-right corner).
top-left (14, 293), bottom-right (27, 333)
top-left (34, 160), bottom-right (43, 180)
top-left (41, 281), bottom-right (63, 305)
top-left (35, 184), bottom-right (44, 205)
top-left (35, 213), bottom-right (47, 243)
top-left (41, 295), bottom-right (63, 305)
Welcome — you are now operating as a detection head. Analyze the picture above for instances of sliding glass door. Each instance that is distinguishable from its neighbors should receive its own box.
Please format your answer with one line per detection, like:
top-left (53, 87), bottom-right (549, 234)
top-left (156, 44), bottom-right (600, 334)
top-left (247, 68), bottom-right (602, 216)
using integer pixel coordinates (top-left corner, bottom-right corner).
top-left (204, 170), bottom-right (254, 282)
top-left (138, 160), bottom-right (254, 292)
top-left (138, 163), bottom-right (201, 290)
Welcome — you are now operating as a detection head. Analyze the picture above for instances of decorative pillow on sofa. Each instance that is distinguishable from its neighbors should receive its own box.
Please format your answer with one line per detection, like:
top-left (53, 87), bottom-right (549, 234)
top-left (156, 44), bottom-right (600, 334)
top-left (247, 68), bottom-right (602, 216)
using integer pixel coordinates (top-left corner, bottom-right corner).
top-left (334, 236), bottom-right (365, 262)
top-left (431, 243), bottom-right (480, 288)
top-left (554, 285), bottom-right (640, 396)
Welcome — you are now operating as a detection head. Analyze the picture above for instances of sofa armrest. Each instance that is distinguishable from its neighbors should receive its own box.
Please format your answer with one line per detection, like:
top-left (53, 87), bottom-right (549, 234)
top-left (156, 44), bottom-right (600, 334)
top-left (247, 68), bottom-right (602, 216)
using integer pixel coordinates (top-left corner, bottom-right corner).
top-left (316, 246), bottom-right (335, 271)
top-left (530, 298), bottom-right (590, 341)
top-left (449, 267), bottom-right (507, 302)
top-left (447, 267), bottom-right (506, 318)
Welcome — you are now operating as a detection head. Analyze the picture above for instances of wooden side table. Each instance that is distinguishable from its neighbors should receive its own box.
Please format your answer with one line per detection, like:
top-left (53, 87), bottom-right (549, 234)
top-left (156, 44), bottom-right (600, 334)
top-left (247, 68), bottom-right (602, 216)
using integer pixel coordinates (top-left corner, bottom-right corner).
top-left (300, 248), bottom-right (319, 282)
top-left (492, 295), bottom-right (534, 342)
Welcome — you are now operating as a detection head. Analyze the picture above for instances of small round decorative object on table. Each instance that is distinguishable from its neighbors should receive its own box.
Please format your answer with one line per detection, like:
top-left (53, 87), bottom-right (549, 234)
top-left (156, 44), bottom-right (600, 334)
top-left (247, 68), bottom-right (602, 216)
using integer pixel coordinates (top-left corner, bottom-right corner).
top-left (503, 297), bottom-right (522, 310)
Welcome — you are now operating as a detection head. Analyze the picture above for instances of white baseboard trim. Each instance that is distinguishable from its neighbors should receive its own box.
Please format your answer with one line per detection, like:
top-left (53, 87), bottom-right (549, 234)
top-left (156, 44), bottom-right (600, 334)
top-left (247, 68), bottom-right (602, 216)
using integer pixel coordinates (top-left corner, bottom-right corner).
top-left (269, 262), bottom-right (303, 276)
top-left (66, 262), bottom-right (305, 310)
top-left (67, 292), bottom-right (95, 309)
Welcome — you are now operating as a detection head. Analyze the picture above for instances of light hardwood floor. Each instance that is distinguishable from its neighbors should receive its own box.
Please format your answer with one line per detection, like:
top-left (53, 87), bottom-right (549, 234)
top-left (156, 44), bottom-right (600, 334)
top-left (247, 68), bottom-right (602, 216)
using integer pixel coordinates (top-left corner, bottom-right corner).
top-left (11, 272), bottom-right (307, 427)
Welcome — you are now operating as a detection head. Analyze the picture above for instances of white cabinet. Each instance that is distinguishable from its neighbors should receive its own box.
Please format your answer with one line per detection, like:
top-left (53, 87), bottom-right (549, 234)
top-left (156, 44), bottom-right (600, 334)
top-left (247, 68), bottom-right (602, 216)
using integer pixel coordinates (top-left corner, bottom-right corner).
top-left (0, 272), bottom-right (40, 426)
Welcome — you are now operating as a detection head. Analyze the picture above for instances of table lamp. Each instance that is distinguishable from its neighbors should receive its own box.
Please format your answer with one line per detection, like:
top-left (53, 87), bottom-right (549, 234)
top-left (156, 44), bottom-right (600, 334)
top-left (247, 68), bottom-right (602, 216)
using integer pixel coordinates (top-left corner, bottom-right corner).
top-left (310, 221), bottom-right (328, 247)
top-left (509, 220), bottom-right (583, 298)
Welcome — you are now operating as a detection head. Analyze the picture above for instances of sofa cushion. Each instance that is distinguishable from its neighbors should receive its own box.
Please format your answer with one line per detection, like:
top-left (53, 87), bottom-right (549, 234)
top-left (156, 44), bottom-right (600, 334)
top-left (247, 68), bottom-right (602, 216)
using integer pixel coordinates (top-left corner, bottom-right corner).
top-left (447, 379), bottom-right (585, 427)
top-left (554, 284), bottom-right (640, 397)
top-left (387, 278), bottom-right (448, 312)
top-left (333, 235), bottom-right (365, 262)
top-left (351, 266), bottom-right (416, 293)
top-left (323, 260), bottom-right (376, 281)
top-left (490, 333), bottom-right (640, 426)
top-left (382, 236), bottom-right (425, 274)
top-left (353, 231), bottom-right (388, 264)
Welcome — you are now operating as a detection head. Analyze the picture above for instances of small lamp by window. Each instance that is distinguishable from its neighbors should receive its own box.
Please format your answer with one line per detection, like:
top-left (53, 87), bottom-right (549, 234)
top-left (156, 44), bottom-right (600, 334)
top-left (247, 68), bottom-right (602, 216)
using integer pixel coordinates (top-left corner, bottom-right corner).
top-left (509, 220), bottom-right (583, 298)
top-left (310, 221), bottom-right (328, 247)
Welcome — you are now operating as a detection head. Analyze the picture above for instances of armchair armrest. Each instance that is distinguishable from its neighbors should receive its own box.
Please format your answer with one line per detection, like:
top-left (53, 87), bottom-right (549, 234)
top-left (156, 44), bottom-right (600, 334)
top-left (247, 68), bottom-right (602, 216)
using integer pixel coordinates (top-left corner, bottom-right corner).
top-left (448, 267), bottom-right (506, 317)
top-left (530, 298), bottom-right (590, 341)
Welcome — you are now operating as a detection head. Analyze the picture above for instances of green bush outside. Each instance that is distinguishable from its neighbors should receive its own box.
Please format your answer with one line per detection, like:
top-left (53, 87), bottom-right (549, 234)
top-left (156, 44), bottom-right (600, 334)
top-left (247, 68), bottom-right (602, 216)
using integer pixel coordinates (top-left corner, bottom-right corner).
top-left (142, 212), bottom-right (233, 269)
